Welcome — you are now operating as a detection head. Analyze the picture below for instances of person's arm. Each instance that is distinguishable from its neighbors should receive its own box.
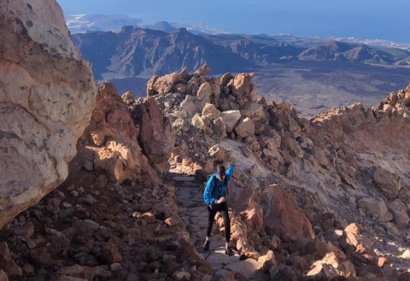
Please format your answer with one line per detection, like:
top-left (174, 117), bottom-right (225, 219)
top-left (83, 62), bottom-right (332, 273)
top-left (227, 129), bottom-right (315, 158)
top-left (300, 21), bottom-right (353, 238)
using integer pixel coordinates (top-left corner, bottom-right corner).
top-left (225, 164), bottom-right (235, 183)
top-left (203, 175), bottom-right (216, 205)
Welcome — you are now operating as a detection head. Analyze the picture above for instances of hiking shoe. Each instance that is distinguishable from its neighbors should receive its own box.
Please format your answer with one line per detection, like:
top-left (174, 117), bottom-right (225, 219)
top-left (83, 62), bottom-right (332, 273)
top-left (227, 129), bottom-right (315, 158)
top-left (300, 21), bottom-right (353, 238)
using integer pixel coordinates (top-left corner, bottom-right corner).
top-left (225, 246), bottom-right (233, 256)
top-left (203, 240), bottom-right (210, 252)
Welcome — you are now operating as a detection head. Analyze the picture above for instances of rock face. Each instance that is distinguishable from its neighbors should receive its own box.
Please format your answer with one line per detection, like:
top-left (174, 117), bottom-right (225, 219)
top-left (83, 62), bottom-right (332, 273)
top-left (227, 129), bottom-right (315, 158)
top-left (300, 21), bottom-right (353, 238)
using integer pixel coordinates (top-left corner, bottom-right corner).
top-left (0, 0), bottom-right (96, 229)
top-left (131, 97), bottom-right (175, 174)
top-left (72, 82), bottom-right (174, 183)
top-left (74, 83), bottom-right (152, 183)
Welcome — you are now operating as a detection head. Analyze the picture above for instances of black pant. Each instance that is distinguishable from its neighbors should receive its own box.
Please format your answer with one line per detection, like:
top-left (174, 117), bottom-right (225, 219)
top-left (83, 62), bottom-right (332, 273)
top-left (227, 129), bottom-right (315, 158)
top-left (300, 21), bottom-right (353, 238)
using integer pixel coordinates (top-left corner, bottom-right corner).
top-left (207, 201), bottom-right (230, 242)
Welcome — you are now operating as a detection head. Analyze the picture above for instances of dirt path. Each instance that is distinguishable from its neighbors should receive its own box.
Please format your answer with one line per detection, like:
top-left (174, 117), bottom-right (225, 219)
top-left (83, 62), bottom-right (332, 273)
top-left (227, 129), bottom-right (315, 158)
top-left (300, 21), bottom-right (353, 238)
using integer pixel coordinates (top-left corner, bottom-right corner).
top-left (172, 175), bottom-right (262, 280)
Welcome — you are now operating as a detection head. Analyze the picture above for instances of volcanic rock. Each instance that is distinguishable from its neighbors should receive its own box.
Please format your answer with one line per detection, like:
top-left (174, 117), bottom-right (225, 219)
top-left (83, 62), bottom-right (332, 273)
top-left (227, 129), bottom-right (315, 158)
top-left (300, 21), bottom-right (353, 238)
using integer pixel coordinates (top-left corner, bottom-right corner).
top-left (0, 0), bottom-right (97, 229)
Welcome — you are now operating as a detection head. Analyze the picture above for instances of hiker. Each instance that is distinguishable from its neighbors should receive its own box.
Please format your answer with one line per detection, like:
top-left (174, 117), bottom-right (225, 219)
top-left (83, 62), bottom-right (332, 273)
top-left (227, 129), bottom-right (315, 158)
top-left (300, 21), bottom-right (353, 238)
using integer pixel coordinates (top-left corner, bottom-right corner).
top-left (202, 163), bottom-right (235, 255)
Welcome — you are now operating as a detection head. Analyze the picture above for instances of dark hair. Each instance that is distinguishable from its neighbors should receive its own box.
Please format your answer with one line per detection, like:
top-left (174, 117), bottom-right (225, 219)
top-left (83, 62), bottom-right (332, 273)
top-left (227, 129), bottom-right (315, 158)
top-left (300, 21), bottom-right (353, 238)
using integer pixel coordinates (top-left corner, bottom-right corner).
top-left (217, 164), bottom-right (226, 177)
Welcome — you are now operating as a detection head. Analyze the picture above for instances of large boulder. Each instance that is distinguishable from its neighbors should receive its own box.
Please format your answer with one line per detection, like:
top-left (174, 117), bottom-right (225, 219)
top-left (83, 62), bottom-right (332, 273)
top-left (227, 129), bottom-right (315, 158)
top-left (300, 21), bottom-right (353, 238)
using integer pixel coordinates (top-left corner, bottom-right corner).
top-left (241, 102), bottom-right (265, 119)
top-left (76, 83), bottom-right (150, 183)
top-left (147, 70), bottom-right (188, 96)
top-left (306, 252), bottom-right (356, 279)
top-left (132, 97), bottom-right (175, 174)
top-left (358, 197), bottom-right (393, 222)
top-left (232, 73), bottom-right (254, 97)
top-left (202, 103), bottom-right (221, 120)
top-left (235, 118), bottom-right (255, 138)
top-left (0, 0), bottom-right (97, 229)
top-left (197, 82), bottom-right (212, 103)
top-left (373, 168), bottom-right (400, 199)
top-left (221, 110), bottom-right (242, 133)
top-left (388, 199), bottom-right (409, 228)
top-left (260, 185), bottom-right (314, 240)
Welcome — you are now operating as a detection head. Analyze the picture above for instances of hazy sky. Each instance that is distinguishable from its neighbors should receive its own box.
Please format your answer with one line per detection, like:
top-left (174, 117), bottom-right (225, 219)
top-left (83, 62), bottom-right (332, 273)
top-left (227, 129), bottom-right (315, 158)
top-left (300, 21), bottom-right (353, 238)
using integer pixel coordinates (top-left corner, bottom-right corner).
top-left (57, 0), bottom-right (410, 42)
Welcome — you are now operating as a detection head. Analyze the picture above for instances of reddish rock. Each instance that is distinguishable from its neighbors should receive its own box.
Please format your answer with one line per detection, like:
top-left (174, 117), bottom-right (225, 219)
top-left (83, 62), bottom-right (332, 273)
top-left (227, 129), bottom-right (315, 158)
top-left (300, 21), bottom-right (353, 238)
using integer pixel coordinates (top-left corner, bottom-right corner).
top-left (56, 265), bottom-right (94, 280)
top-left (373, 168), bottom-right (400, 199)
top-left (30, 247), bottom-right (54, 266)
top-left (75, 83), bottom-right (153, 183)
top-left (0, 271), bottom-right (8, 281)
top-left (240, 207), bottom-right (264, 233)
top-left (140, 212), bottom-right (156, 224)
top-left (12, 222), bottom-right (35, 239)
top-left (260, 185), bottom-right (314, 240)
top-left (100, 242), bottom-right (123, 264)
top-left (377, 257), bottom-right (388, 267)
top-left (132, 97), bottom-right (175, 173)
top-left (0, 242), bottom-right (22, 277)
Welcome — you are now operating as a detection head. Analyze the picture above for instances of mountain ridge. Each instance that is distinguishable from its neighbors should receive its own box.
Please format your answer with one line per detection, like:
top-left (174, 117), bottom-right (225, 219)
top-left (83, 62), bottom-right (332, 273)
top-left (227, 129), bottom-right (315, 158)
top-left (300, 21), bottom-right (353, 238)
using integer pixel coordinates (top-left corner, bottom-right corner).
top-left (72, 27), bottom-right (410, 82)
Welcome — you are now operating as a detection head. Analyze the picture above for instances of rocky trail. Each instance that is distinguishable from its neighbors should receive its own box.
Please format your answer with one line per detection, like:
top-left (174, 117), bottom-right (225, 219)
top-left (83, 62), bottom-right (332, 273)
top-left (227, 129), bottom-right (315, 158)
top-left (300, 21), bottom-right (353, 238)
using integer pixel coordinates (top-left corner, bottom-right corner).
top-left (172, 174), bottom-right (263, 280)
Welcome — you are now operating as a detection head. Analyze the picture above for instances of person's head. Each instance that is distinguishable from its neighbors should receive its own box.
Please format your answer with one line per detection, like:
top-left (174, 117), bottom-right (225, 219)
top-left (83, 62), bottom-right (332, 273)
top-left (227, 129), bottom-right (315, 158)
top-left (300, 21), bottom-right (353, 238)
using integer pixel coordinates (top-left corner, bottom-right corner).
top-left (217, 164), bottom-right (226, 180)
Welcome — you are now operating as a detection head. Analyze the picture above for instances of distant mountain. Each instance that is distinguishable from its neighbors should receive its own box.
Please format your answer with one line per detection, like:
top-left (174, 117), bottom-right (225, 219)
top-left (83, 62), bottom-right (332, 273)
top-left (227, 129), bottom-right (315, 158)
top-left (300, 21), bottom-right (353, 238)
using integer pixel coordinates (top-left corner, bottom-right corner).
top-left (66, 14), bottom-right (142, 33)
top-left (333, 37), bottom-right (410, 51)
top-left (65, 14), bottom-right (224, 36)
top-left (71, 27), bottom-right (253, 80)
top-left (72, 27), bottom-right (410, 81)
top-left (143, 21), bottom-right (177, 33)
top-left (297, 40), bottom-right (403, 64)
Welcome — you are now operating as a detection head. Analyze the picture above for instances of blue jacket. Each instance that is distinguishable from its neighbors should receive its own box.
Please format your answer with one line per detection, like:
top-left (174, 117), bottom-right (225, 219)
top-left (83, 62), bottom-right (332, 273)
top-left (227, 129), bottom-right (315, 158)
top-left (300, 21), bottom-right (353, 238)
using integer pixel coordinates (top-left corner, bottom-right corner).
top-left (203, 165), bottom-right (235, 205)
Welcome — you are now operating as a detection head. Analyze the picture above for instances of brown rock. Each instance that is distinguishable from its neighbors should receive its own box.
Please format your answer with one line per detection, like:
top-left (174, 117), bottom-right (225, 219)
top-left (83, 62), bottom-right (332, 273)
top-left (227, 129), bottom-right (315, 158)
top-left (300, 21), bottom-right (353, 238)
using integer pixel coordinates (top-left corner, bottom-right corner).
top-left (100, 242), bottom-right (123, 264)
top-left (172, 271), bottom-right (191, 280)
top-left (215, 269), bottom-right (234, 281)
top-left (121, 91), bottom-right (135, 104)
top-left (403, 90), bottom-right (410, 107)
top-left (0, 242), bottom-right (22, 277)
top-left (212, 117), bottom-right (227, 138)
top-left (358, 197), bottom-right (393, 222)
top-left (241, 102), bottom-right (265, 119)
top-left (12, 222), bottom-right (35, 239)
top-left (30, 247), bottom-right (53, 266)
top-left (0, 0), bottom-right (97, 229)
top-left (208, 144), bottom-right (232, 162)
top-left (232, 73), bottom-right (254, 97)
top-left (377, 257), bottom-right (388, 267)
top-left (202, 103), bottom-right (221, 120)
top-left (235, 118), bottom-right (255, 138)
top-left (389, 199), bottom-right (409, 228)
top-left (258, 250), bottom-right (275, 268)
top-left (164, 216), bottom-right (180, 227)
top-left (221, 110), bottom-right (241, 132)
top-left (197, 82), bottom-right (212, 102)
top-left (56, 265), bottom-right (94, 280)
top-left (194, 64), bottom-right (211, 76)
top-left (174, 82), bottom-right (187, 94)
top-left (240, 207), bottom-right (264, 233)
top-left (224, 259), bottom-right (261, 279)
top-left (133, 97), bottom-right (175, 173)
top-left (260, 185), bottom-right (314, 240)
top-left (306, 252), bottom-right (356, 279)
top-left (77, 83), bottom-right (150, 183)
top-left (22, 263), bottom-right (34, 275)
top-left (146, 72), bottom-right (182, 96)
top-left (192, 114), bottom-right (207, 131)
top-left (0, 270), bottom-right (8, 281)
top-left (140, 212), bottom-right (156, 224)
top-left (373, 167), bottom-right (400, 199)
top-left (180, 95), bottom-right (198, 117)
top-left (93, 266), bottom-right (111, 278)
top-left (146, 75), bottom-right (159, 96)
